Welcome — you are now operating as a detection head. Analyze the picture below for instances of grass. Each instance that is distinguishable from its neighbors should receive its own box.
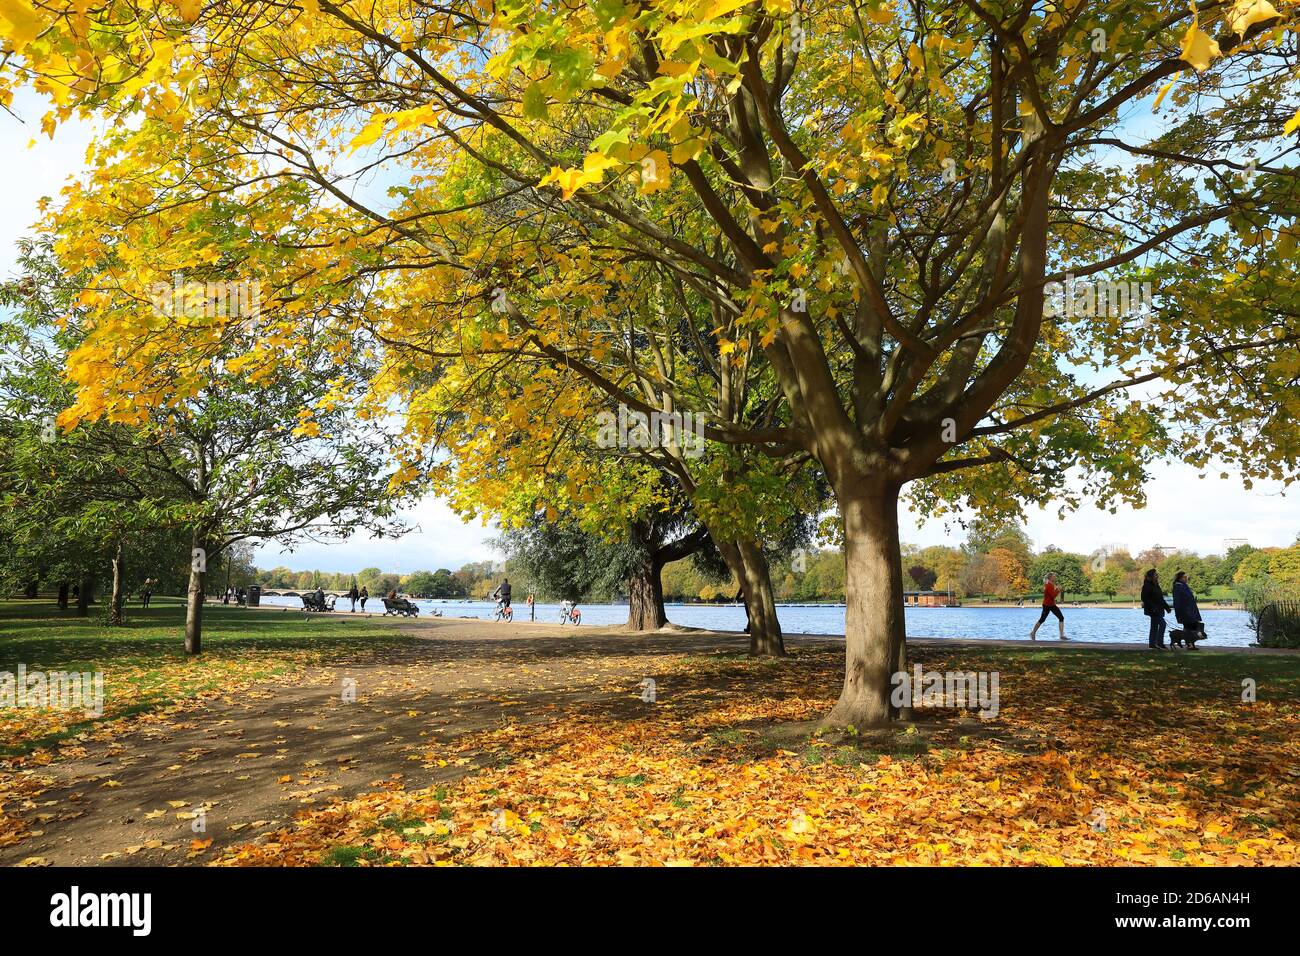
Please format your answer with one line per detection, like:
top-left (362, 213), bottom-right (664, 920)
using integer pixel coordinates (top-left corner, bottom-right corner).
top-left (0, 598), bottom-right (418, 757)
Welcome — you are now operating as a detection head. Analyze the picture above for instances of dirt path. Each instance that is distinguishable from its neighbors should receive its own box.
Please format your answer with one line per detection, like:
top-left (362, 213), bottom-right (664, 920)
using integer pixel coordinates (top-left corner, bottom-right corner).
top-left (0, 619), bottom-right (743, 866)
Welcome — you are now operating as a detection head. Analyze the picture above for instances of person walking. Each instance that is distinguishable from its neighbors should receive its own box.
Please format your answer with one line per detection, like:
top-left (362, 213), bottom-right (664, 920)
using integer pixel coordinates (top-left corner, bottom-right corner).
top-left (1029, 572), bottom-right (1068, 640)
top-left (348, 582), bottom-right (360, 613)
top-left (359, 586), bottom-right (368, 612)
top-left (1171, 571), bottom-right (1206, 648)
top-left (1141, 568), bottom-right (1172, 650)
top-left (140, 579), bottom-right (152, 608)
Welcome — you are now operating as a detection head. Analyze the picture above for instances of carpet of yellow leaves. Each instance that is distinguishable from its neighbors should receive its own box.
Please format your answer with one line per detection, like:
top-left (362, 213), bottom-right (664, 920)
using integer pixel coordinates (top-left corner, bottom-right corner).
top-left (214, 646), bottom-right (1300, 866)
top-left (0, 643), bottom-right (399, 852)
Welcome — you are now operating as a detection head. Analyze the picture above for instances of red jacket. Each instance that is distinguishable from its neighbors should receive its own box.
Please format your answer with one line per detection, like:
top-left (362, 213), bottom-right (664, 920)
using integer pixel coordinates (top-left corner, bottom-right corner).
top-left (1043, 582), bottom-right (1059, 606)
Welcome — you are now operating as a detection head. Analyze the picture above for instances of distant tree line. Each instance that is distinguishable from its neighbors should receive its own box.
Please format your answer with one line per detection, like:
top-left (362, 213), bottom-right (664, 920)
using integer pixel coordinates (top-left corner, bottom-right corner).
top-left (248, 521), bottom-right (1300, 607)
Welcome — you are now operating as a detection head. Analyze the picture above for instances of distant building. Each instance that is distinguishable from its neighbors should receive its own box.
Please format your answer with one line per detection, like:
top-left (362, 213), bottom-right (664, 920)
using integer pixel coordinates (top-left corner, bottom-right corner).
top-left (904, 591), bottom-right (959, 607)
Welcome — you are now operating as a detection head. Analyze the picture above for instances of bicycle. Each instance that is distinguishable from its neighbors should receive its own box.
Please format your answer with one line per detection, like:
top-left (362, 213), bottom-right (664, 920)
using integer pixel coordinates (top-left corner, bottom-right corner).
top-left (493, 600), bottom-right (513, 623)
top-left (560, 604), bottom-right (581, 625)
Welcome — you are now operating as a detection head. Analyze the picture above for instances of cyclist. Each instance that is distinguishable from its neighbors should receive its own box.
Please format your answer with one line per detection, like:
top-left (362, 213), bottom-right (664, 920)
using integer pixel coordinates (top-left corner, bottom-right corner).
top-left (560, 598), bottom-right (573, 624)
top-left (491, 577), bottom-right (512, 611)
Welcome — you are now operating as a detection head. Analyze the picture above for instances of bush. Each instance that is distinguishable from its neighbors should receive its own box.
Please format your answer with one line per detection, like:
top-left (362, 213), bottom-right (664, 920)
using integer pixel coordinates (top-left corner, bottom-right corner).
top-left (1257, 601), bottom-right (1300, 649)
top-left (1240, 579), bottom-right (1300, 648)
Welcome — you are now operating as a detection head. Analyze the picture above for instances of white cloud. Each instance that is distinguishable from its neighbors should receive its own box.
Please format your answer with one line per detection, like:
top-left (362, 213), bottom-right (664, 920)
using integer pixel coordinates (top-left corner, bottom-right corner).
top-left (0, 88), bottom-right (95, 277)
top-left (253, 498), bottom-right (498, 573)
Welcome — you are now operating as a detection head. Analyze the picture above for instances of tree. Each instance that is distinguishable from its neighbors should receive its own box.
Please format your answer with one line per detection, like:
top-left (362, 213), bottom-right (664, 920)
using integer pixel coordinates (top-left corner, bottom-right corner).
top-left (0, 240), bottom-right (193, 622)
top-left (964, 516), bottom-right (1034, 571)
top-left (496, 514), bottom-right (643, 604)
top-left (401, 571), bottom-right (439, 597)
top-left (1030, 551), bottom-right (1088, 596)
top-left (919, 546), bottom-right (967, 596)
top-left (1091, 566), bottom-right (1124, 599)
top-left (987, 547), bottom-right (1030, 594)
top-left (907, 565), bottom-right (937, 592)
top-left (9, 1), bottom-right (1300, 723)
top-left (961, 553), bottom-right (1007, 598)
top-left (1234, 550), bottom-right (1277, 584)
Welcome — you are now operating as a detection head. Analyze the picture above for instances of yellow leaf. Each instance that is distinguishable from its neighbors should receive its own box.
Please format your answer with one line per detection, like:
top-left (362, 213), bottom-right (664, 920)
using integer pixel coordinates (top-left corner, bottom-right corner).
top-left (1228, 0), bottom-right (1279, 37)
top-left (1179, 22), bottom-right (1221, 73)
top-left (168, 0), bottom-right (201, 22)
top-left (1153, 81), bottom-right (1175, 110)
top-left (0, 0), bottom-right (44, 52)
top-left (1284, 106), bottom-right (1300, 136)
top-left (705, 0), bottom-right (754, 18)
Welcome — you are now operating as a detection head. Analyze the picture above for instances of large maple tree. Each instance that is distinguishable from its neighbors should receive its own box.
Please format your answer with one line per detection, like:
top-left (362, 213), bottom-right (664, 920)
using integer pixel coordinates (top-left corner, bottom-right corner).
top-left (3, 0), bottom-right (1299, 722)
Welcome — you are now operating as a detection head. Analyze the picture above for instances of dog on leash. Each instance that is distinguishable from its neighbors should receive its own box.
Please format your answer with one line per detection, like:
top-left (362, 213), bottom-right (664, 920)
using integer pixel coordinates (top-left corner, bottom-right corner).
top-left (1169, 625), bottom-right (1207, 649)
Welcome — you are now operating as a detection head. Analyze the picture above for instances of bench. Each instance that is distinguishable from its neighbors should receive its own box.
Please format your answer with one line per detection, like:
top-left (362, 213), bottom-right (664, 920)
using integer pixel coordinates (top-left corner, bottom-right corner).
top-left (382, 597), bottom-right (420, 617)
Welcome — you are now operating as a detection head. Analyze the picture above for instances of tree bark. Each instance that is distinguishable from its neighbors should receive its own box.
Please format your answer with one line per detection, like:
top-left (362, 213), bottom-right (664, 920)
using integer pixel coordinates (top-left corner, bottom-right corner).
top-left (108, 541), bottom-right (125, 626)
top-left (24, 579), bottom-right (38, 599)
top-left (717, 539), bottom-right (785, 656)
top-left (56, 582), bottom-right (69, 610)
top-left (185, 535), bottom-right (207, 655)
top-left (76, 575), bottom-right (94, 617)
top-left (823, 479), bottom-right (907, 729)
top-left (626, 556), bottom-right (667, 630)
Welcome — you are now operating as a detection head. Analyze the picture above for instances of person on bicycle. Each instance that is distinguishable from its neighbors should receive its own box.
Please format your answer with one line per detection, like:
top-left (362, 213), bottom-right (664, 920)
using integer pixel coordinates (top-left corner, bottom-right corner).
top-left (560, 598), bottom-right (572, 624)
top-left (491, 578), bottom-right (512, 610)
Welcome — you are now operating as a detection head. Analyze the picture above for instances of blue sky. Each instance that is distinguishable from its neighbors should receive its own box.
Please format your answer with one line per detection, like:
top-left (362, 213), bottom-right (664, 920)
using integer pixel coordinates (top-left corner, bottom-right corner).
top-left (2, 90), bottom-right (1295, 574)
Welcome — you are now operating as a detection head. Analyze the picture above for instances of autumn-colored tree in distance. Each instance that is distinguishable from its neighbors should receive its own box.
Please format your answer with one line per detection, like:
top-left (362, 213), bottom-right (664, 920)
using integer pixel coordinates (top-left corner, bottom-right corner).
top-left (2, 0), bottom-right (1299, 727)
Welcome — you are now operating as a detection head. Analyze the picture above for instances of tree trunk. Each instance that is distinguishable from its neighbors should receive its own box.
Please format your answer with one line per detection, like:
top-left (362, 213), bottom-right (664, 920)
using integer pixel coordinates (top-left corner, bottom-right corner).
top-left (823, 480), bottom-right (907, 729)
top-left (76, 575), bottom-right (94, 617)
top-left (56, 582), bottom-right (69, 610)
top-left (626, 557), bottom-right (667, 630)
top-left (185, 535), bottom-right (207, 655)
top-left (24, 579), bottom-right (38, 599)
top-left (739, 541), bottom-right (785, 656)
top-left (108, 541), bottom-right (125, 626)
top-left (717, 539), bottom-right (785, 656)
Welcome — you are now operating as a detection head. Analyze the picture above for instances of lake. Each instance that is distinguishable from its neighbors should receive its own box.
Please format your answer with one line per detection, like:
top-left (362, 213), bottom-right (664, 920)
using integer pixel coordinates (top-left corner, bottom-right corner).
top-left (259, 595), bottom-right (1256, 647)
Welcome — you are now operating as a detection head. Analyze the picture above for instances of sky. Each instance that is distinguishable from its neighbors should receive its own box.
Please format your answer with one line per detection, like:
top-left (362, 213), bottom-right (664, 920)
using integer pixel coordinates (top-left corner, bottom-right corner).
top-left (1, 89), bottom-right (1295, 576)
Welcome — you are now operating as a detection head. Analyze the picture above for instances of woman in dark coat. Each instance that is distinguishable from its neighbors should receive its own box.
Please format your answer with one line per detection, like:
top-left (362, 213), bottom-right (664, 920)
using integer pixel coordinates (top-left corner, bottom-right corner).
top-left (1171, 571), bottom-right (1205, 648)
top-left (1141, 568), bottom-right (1172, 650)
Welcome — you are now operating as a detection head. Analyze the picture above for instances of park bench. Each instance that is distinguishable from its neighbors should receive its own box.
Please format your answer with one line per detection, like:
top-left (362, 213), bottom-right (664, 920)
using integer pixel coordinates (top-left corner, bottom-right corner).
top-left (301, 593), bottom-right (336, 612)
top-left (382, 597), bottom-right (420, 617)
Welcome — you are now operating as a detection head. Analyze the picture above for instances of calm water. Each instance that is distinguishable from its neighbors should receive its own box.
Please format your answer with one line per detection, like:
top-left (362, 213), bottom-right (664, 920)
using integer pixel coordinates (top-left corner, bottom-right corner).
top-left (259, 595), bottom-right (1255, 647)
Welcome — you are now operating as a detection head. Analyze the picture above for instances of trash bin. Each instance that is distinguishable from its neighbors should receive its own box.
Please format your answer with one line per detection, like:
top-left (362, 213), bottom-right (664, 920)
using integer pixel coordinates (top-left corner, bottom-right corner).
top-left (247, 585), bottom-right (261, 607)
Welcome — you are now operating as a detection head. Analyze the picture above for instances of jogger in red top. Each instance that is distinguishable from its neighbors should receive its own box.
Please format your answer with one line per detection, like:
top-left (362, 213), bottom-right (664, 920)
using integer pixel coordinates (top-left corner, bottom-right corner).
top-left (1030, 572), bottom-right (1069, 641)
